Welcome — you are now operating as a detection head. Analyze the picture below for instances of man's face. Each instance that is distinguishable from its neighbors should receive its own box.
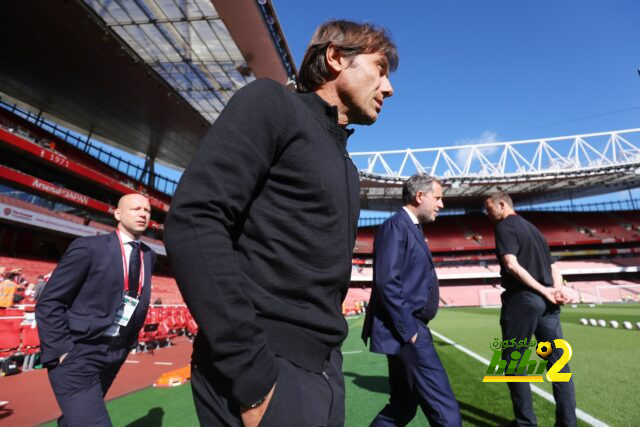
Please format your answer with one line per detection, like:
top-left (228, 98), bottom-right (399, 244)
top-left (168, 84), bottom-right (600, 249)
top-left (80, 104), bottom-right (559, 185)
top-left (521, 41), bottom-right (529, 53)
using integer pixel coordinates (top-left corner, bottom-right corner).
top-left (416, 182), bottom-right (444, 224)
top-left (114, 194), bottom-right (151, 238)
top-left (484, 198), bottom-right (503, 223)
top-left (336, 52), bottom-right (394, 125)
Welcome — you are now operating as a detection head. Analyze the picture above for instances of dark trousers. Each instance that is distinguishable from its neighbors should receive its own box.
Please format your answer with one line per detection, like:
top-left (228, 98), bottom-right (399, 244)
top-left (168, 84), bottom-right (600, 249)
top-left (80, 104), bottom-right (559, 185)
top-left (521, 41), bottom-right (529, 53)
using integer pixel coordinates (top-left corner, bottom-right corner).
top-left (47, 341), bottom-right (130, 427)
top-left (500, 290), bottom-right (577, 427)
top-left (372, 324), bottom-right (461, 427)
top-left (191, 345), bottom-right (345, 427)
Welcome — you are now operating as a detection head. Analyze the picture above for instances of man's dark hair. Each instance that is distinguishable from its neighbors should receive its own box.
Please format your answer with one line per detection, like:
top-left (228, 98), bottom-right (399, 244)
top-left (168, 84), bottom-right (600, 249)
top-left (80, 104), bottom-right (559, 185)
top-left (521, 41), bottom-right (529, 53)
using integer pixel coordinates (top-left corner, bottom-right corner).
top-left (402, 173), bottom-right (440, 205)
top-left (486, 191), bottom-right (514, 208)
top-left (297, 20), bottom-right (398, 93)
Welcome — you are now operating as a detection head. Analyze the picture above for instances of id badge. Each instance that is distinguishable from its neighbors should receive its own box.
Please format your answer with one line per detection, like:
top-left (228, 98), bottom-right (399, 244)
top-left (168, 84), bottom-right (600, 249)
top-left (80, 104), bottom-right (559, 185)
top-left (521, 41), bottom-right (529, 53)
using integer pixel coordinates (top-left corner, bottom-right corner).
top-left (114, 294), bottom-right (139, 327)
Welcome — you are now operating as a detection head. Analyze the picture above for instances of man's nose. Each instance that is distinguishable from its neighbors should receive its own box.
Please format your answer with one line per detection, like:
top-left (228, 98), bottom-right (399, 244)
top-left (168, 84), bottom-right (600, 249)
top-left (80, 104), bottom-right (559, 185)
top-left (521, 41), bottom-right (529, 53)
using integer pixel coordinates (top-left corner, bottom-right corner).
top-left (381, 76), bottom-right (393, 98)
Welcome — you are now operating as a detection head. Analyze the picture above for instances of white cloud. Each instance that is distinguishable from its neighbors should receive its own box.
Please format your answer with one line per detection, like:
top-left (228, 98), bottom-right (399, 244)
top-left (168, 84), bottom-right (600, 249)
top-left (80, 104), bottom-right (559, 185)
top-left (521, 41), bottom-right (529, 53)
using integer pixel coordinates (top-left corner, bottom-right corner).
top-left (453, 131), bottom-right (500, 169)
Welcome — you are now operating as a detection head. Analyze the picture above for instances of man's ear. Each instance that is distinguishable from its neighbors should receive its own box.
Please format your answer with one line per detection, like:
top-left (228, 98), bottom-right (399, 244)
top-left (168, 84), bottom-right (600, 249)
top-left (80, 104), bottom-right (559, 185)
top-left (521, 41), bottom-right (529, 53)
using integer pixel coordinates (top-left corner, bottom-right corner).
top-left (113, 208), bottom-right (121, 222)
top-left (325, 45), bottom-right (344, 76)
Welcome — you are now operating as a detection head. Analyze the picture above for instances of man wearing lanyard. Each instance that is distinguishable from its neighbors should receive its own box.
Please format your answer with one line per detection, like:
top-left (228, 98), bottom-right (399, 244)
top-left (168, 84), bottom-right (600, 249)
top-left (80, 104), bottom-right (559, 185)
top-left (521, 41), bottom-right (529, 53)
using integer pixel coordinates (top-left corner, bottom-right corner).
top-left (36, 193), bottom-right (156, 426)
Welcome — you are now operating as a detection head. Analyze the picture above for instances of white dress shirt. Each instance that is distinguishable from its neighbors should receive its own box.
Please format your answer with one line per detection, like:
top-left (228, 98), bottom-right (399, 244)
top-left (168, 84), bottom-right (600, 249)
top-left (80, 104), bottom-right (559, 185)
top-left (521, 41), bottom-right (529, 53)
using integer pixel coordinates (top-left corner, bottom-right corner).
top-left (402, 206), bottom-right (420, 225)
top-left (103, 231), bottom-right (141, 337)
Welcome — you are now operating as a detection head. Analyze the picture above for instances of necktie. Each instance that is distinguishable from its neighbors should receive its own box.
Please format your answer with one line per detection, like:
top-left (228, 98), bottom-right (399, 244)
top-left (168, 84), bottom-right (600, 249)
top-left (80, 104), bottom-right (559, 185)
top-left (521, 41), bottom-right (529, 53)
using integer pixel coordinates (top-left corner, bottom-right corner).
top-left (128, 241), bottom-right (141, 298)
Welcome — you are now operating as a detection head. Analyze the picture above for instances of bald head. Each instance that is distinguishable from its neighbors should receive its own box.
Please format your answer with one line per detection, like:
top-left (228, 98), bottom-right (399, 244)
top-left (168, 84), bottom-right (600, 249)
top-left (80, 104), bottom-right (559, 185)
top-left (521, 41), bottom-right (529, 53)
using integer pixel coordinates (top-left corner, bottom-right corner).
top-left (116, 193), bottom-right (147, 209)
top-left (114, 193), bottom-right (151, 239)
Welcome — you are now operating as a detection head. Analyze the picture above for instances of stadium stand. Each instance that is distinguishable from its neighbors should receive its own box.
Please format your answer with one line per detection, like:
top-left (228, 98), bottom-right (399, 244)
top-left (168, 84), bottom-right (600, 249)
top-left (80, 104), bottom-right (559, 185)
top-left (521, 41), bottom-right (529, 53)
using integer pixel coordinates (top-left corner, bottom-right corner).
top-left (0, 194), bottom-right (164, 254)
top-left (0, 108), bottom-right (173, 205)
top-left (343, 287), bottom-right (371, 316)
top-left (425, 215), bottom-right (488, 251)
top-left (1, 55), bottom-right (638, 380)
top-left (0, 253), bottom-right (186, 375)
top-left (346, 210), bottom-right (640, 312)
top-left (0, 101), bottom-right (194, 376)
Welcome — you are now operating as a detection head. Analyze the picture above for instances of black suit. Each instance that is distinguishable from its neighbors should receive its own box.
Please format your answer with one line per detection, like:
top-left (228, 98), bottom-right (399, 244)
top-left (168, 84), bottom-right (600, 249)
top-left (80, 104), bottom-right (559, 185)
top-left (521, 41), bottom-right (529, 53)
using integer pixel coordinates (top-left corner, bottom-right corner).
top-left (36, 232), bottom-right (155, 426)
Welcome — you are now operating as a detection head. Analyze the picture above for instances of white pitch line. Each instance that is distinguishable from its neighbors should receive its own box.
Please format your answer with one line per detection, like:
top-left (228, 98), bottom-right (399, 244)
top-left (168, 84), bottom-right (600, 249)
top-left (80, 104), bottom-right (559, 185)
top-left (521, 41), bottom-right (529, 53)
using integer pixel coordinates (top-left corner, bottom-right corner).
top-left (430, 329), bottom-right (609, 427)
top-left (124, 360), bottom-right (140, 364)
top-left (343, 350), bottom-right (363, 355)
top-left (153, 362), bottom-right (173, 365)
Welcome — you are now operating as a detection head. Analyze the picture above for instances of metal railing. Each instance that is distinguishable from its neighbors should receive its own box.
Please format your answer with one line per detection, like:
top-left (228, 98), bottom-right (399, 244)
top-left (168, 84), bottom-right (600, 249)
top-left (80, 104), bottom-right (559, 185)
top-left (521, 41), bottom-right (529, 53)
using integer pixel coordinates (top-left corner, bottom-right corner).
top-left (0, 100), bottom-right (179, 195)
top-left (520, 198), bottom-right (639, 213)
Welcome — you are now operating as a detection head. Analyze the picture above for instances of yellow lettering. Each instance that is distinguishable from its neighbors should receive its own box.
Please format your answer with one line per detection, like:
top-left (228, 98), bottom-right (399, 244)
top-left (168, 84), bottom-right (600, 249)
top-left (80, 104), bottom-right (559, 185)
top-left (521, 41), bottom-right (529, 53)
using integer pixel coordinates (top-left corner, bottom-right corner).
top-left (545, 339), bottom-right (572, 382)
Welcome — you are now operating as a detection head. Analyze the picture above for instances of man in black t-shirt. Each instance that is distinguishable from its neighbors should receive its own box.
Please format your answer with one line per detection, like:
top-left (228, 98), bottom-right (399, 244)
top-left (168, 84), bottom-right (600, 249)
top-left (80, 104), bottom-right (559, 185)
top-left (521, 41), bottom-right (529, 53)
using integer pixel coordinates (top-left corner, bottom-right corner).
top-left (484, 191), bottom-right (576, 427)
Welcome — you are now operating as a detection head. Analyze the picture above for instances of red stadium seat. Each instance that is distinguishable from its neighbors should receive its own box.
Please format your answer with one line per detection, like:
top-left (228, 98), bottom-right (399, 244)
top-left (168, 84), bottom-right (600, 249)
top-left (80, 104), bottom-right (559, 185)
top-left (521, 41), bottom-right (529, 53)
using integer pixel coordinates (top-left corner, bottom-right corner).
top-left (0, 317), bottom-right (22, 360)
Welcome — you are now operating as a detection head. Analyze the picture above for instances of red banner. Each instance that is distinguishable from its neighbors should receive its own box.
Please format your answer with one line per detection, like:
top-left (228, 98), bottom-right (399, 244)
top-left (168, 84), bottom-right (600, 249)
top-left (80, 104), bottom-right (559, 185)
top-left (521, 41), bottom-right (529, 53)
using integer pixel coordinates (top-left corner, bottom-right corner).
top-left (0, 128), bottom-right (170, 212)
top-left (0, 165), bottom-right (162, 230)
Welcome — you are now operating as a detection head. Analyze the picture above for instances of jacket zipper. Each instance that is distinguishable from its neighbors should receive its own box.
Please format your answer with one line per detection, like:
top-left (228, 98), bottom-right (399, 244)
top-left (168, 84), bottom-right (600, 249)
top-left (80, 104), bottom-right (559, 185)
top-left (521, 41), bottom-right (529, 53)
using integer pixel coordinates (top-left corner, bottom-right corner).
top-left (343, 149), bottom-right (353, 275)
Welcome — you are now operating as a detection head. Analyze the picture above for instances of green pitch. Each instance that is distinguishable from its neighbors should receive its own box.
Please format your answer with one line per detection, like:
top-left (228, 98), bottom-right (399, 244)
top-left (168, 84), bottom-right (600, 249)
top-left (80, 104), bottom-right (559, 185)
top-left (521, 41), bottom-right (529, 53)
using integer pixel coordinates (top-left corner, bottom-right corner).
top-left (97, 303), bottom-right (638, 426)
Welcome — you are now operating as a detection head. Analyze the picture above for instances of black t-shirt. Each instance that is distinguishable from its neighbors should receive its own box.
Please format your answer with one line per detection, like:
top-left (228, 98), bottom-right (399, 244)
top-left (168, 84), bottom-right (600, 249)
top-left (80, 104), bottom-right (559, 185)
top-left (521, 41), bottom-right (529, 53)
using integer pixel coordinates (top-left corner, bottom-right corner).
top-left (494, 214), bottom-right (554, 291)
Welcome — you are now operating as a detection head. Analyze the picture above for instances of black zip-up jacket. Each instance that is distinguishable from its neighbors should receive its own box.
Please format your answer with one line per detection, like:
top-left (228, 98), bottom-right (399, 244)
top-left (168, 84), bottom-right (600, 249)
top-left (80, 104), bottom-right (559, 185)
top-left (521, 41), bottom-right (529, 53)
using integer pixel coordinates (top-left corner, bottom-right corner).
top-left (164, 79), bottom-right (360, 407)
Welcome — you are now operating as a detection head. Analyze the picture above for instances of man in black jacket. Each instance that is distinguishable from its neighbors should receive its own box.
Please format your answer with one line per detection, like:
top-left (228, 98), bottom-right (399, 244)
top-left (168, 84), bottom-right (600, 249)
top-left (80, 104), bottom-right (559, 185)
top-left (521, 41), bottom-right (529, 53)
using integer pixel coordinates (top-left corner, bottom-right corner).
top-left (164, 20), bottom-right (397, 427)
top-left (484, 191), bottom-right (576, 426)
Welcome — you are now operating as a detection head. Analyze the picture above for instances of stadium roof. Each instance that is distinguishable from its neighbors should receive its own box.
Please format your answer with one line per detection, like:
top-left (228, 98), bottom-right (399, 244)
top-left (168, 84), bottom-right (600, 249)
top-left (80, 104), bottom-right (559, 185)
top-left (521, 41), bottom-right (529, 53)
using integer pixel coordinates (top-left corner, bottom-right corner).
top-left (0, 0), bottom-right (296, 169)
top-left (354, 128), bottom-right (640, 210)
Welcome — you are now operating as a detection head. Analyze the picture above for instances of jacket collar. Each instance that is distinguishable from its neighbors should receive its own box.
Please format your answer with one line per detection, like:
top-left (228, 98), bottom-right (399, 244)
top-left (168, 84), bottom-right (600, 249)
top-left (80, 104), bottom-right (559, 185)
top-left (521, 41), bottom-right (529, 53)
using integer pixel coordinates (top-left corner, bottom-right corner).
top-left (402, 206), bottom-right (419, 225)
top-left (397, 209), bottom-right (432, 261)
top-left (108, 231), bottom-right (152, 287)
top-left (299, 91), bottom-right (355, 143)
top-left (108, 232), bottom-right (125, 287)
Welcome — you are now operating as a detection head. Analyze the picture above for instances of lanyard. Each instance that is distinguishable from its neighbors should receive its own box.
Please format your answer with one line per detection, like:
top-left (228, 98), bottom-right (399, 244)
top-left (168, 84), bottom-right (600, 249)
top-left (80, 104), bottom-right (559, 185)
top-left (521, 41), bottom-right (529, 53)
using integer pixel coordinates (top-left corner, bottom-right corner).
top-left (116, 229), bottom-right (144, 294)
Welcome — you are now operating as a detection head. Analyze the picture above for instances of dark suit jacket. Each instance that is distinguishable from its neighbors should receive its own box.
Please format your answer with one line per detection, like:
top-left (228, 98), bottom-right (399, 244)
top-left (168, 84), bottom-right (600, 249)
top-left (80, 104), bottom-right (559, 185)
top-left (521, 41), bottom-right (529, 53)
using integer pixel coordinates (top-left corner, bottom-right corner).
top-left (36, 232), bottom-right (155, 365)
top-left (362, 209), bottom-right (439, 355)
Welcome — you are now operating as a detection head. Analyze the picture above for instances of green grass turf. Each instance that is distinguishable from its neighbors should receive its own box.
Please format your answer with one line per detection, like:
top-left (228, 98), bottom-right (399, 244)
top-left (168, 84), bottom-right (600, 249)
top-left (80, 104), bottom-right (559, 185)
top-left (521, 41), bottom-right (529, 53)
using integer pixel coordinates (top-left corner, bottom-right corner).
top-left (55, 304), bottom-right (638, 426)
top-left (341, 315), bottom-right (564, 426)
top-left (425, 304), bottom-right (640, 426)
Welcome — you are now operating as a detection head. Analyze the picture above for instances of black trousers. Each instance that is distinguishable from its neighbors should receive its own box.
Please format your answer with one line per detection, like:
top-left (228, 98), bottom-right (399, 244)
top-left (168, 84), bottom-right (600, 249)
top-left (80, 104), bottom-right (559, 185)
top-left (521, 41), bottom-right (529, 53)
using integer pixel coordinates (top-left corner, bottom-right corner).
top-left (500, 290), bottom-right (577, 427)
top-left (371, 323), bottom-right (461, 427)
top-left (191, 345), bottom-right (345, 427)
top-left (47, 341), bottom-right (130, 427)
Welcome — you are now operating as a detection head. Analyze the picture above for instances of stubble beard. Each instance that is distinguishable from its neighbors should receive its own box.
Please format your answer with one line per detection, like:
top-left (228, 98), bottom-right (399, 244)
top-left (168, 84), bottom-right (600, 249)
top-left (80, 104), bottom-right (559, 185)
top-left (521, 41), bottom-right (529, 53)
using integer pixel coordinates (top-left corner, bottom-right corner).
top-left (417, 212), bottom-right (436, 224)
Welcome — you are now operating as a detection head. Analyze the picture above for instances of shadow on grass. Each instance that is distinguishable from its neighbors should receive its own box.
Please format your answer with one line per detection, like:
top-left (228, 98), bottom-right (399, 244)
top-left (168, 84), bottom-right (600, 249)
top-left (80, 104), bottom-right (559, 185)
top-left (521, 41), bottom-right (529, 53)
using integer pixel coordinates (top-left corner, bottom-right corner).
top-left (458, 400), bottom-right (512, 427)
top-left (125, 407), bottom-right (165, 427)
top-left (344, 371), bottom-right (513, 427)
top-left (434, 339), bottom-right (454, 348)
top-left (343, 371), bottom-right (389, 394)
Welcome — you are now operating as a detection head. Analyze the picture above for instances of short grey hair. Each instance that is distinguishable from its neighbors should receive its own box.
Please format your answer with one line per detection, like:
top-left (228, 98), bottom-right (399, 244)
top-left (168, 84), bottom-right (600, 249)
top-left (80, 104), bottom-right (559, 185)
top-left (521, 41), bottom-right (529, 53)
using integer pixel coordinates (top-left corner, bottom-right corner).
top-left (402, 173), bottom-right (440, 204)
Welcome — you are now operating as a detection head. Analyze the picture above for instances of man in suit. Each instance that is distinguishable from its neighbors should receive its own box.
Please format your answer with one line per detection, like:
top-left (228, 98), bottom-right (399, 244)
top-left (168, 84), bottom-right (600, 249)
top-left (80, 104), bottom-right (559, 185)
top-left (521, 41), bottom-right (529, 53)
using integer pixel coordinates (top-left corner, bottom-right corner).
top-left (36, 193), bottom-right (156, 427)
top-left (363, 173), bottom-right (461, 427)
top-left (165, 20), bottom-right (396, 427)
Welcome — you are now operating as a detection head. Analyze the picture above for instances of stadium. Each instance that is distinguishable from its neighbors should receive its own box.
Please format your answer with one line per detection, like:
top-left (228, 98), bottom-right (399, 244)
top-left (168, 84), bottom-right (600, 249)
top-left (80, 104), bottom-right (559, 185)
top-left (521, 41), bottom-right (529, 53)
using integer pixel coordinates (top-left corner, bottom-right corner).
top-left (0, 1), bottom-right (638, 426)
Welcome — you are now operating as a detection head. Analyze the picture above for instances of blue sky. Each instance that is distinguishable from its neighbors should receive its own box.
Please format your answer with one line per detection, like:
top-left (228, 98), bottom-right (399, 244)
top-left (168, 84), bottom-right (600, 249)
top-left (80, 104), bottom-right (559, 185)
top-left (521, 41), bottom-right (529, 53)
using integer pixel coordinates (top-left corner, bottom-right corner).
top-left (271, 0), bottom-right (640, 209)
top-left (275, 0), bottom-right (640, 151)
top-left (95, 1), bottom-right (640, 211)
